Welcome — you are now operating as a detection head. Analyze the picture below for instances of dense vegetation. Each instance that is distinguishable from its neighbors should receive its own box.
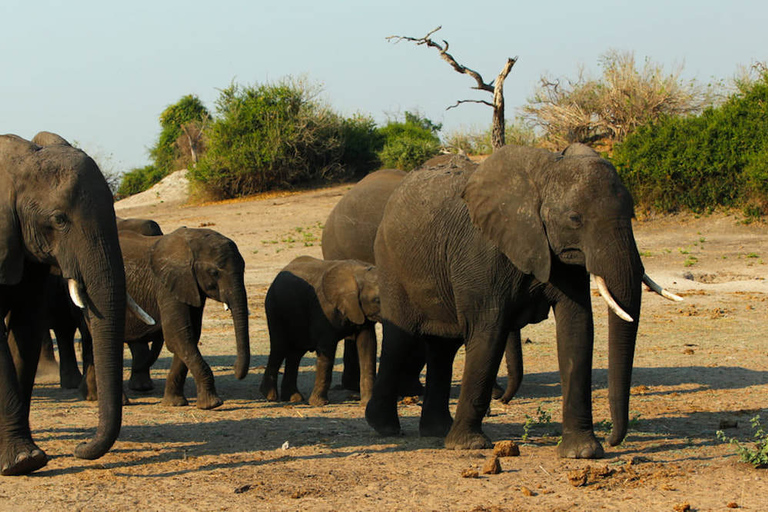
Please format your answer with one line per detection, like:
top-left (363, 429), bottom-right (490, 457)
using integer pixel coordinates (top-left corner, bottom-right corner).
top-left (613, 67), bottom-right (768, 217)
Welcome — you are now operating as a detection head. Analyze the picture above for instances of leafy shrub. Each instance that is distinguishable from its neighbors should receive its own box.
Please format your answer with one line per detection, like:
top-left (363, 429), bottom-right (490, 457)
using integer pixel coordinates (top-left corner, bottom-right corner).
top-left (190, 79), bottom-right (381, 199)
top-left (150, 95), bottom-right (210, 178)
top-left (377, 111), bottom-right (441, 170)
top-left (717, 415), bottom-right (768, 468)
top-left (444, 119), bottom-right (540, 155)
top-left (613, 67), bottom-right (768, 216)
top-left (116, 165), bottom-right (164, 199)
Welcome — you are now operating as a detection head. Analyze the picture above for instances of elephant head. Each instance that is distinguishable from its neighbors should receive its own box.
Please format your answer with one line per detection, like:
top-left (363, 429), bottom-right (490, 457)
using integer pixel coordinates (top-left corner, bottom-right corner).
top-left (462, 144), bottom-right (644, 447)
top-left (0, 133), bottom-right (126, 460)
top-left (149, 227), bottom-right (250, 379)
top-left (320, 262), bottom-right (380, 326)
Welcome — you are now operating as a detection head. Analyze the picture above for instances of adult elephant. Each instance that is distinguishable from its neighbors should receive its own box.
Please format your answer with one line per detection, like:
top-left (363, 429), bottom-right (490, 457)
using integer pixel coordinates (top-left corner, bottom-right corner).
top-left (366, 144), bottom-right (670, 458)
top-left (322, 169), bottom-right (406, 391)
top-left (0, 133), bottom-right (126, 475)
top-left (81, 227), bottom-right (250, 409)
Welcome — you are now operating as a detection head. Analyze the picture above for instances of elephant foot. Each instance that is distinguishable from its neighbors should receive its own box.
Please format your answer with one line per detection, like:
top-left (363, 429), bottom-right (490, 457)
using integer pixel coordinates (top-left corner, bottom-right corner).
top-left (365, 396), bottom-right (401, 436)
top-left (557, 431), bottom-right (604, 459)
top-left (60, 369), bottom-right (83, 390)
top-left (287, 392), bottom-right (304, 404)
top-left (0, 441), bottom-right (48, 476)
top-left (259, 379), bottom-right (279, 401)
top-left (162, 394), bottom-right (189, 407)
top-left (195, 394), bottom-right (223, 410)
top-left (128, 373), bottom-right (154, 392)
top-left (308, 393), bottom-right (329, 407)
top-left (491, 381), bottom-right (504, 400)
top-left (444, 427), bottom-right (493, 450)
top-left (397, 377), bottom-right (425, 398)
top-left (122, 392), bottom-right (131, 406)
top-left (419, 413), bottom-right (453, 438)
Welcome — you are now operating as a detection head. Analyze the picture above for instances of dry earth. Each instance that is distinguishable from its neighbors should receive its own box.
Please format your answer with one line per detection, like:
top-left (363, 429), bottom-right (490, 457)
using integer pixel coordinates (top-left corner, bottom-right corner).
top-left (3, 171), bottom-right (768, 511)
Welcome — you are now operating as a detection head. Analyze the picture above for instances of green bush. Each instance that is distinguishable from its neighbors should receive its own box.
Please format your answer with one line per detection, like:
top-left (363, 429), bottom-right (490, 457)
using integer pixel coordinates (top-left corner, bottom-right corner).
top-left (190, 79), bottom-right (382, 199)
top-left (116, 165), bottom-right (164, 199)
top-left (613, 68), bottom-right (768, 216)
top-left (150, 95), bottom-right (210, 178)
top-left (377, 111), bottom-right (441, 170)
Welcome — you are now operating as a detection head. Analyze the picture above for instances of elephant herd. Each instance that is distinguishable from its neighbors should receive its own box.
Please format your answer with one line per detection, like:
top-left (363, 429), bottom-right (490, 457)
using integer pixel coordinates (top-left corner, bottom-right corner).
top-left (0, 131), bottom-right (682, 476)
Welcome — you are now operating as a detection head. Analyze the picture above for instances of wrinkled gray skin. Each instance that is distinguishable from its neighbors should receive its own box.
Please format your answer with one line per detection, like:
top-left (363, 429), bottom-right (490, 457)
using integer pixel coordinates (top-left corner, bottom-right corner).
top-left (260, 256), bottom-right (380, 406)
top-left (82, 227), bottom-right (250, 409)
top-left (0, 132), bottom-right (126, 475)
top-left (40, 217), bottom-right (164, 391)
top-left (366, 144), bottom-right (643, 459)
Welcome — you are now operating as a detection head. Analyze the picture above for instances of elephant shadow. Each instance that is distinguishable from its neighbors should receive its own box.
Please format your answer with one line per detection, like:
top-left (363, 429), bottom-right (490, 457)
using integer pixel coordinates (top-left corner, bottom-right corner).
top-left (509, 365), bottom-right (768, 400)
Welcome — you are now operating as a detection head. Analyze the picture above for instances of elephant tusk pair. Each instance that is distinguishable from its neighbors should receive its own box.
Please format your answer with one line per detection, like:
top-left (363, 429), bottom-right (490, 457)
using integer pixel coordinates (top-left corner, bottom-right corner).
top-left (67, 279), bottom-right (155, 326)
top-left (642, 273), bottom-right (684, 302)
top-left (593, 275), bottom-right (634, 323)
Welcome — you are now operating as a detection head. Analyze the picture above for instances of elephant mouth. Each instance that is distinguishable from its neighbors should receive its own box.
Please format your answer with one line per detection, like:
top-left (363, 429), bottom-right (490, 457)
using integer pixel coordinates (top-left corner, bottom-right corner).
top-left (558, 248), bottom-right (585, 265)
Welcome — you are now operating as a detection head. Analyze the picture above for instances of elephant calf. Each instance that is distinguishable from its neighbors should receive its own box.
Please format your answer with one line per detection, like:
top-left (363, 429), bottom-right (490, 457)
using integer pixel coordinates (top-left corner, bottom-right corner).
top-left (260, 256), bottom-right (380, 406)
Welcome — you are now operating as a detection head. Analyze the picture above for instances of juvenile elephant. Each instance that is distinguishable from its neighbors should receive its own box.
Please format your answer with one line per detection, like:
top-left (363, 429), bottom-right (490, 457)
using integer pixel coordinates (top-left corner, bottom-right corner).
top-left (82, 227), bottom-right (250, 409)
top-left (260, 256), bottom-right (380, 406)
top-left (366, 144), bottom-right (671, 458)
top-left (321, 169), bottom-right (405, 391)
top-left (0, 133), bottom-right (127, 475)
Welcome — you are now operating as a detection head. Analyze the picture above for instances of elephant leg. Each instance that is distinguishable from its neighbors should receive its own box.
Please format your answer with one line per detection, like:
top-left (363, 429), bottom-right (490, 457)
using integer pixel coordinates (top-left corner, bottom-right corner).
top-left (260, 345), bottom-right (285, 402)
top-left (280, 350), bottom-right (305, 403)
top-left (162, 355), bottom-right (190, 407)
top-left (37, 332), bottom-right (59, 377)
top-left (419, 336), bottom-right (462, 438)
top-left (78, 324), bottom-right (98, 401)
top-left (356, 326), bottom-right (377, 406)
top-left (553, 297), bottom-right (603, 459)
top-left (54, 322), bottom-right (83, 389)
top-left (309, 340), bottom-right (338, 407)
top-left (366, 321), bottom-right (416, 436)
top-left (127, 341), bottom-right (154, 392)
top-left (444, 325), bottom-right (507, 450)
top-left (162, 306), bottom-right (222, 410)
top-left (396, 337), bottom-right (426, 397)
top-left (340, 337), bottom-right (360, 391)
top-left (0, 329), bottom-right (48, 476)
top-left (499, 329), bottom-right (524, 403)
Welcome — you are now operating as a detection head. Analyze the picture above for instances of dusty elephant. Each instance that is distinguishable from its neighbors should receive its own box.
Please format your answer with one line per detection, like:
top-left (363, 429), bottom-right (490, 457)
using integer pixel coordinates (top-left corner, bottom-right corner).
top-left (366, 144), bottom-right (676, 458)
top-left (81, 227), bottom-right (250, 409)
top-left (260, 256), bottom-right (380, 406)
top-left (0, 132), bottom-right (127, 475)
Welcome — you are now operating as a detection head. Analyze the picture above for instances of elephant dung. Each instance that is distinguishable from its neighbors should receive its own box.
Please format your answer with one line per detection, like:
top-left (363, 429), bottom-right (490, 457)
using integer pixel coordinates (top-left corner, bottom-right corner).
top-left (460, 467), bottom-right (480, 479)
top-left (481, 455), bottom-right (502, 475)
top-left (493, 440), bottom-right (520, 457)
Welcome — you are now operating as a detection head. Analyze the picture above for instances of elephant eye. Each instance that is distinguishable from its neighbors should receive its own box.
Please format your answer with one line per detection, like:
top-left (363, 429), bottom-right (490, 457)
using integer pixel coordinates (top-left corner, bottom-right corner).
top-left (208, 268), bottom-right (220, 279)
top-left (50, 212), bottom-right (69, 230)
top-left (566, 212), bottom-right (583, 229)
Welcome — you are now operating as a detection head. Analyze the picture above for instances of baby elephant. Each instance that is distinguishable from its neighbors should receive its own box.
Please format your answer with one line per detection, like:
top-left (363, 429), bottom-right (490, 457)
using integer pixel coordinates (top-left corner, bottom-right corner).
top-left (260, 256), bottom-right (380, 406)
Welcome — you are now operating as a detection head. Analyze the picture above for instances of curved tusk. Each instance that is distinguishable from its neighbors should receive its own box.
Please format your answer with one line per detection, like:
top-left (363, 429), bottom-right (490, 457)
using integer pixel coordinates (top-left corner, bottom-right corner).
top-left (68, 279), bottom-right (87, 309)
top-left (223, 303), bottom-right (230, 312)
top-left (127, 293), bottom-right (156, 325)
top-left (593, 275), bottom-right (634, 323)
top-left (642, 273), bottom-right (683, 302)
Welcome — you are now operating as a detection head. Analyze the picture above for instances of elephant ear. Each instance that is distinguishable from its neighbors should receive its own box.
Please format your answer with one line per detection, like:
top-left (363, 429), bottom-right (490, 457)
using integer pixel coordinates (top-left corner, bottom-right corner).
top-left (0, 173), bottom-right (23, 285)
top-left (461, 146), bottom-right (552, 283)
top-left (321, 263), bottom-right (366, 325)
top-left (149, 229), bottom-right (202, 307)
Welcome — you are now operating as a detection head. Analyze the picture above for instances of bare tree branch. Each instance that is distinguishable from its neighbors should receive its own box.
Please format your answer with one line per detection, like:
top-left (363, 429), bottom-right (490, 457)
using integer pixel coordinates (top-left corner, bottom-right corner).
top-left (387, 26), bottom-right (518, 149)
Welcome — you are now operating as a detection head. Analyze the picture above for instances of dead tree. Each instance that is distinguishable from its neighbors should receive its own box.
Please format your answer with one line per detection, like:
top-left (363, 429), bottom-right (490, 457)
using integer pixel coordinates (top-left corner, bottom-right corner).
top-left (387, 26), bottom-right (517, 150)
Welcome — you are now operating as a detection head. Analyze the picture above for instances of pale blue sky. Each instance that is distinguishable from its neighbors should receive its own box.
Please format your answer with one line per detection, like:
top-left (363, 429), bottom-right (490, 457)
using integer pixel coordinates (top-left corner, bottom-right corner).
top-left (1, 1), bottom-right (765, 174)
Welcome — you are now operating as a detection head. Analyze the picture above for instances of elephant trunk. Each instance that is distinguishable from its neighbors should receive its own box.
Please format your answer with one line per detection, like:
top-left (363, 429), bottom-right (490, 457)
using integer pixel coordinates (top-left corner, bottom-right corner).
top-left (593, 230), bottom-right (643, 448)
top-left (227, 285), bottom-right (250, 380)
top-left (73, 240), bottom-right (126, 460)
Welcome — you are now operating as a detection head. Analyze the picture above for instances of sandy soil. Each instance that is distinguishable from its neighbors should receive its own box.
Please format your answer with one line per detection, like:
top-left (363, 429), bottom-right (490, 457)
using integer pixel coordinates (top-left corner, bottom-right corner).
top-left (4, 173), bottom-right (768, 511)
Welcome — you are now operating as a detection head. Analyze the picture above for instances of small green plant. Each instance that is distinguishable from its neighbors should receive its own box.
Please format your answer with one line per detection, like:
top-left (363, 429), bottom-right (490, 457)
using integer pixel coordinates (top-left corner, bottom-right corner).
top-left (640, 250), bottom-right (652, 258)
top-left (594, 419), bottom-right (612, 432)
top-left (717, 415), bottom-right (768, 468)
top-left (522, 405), bottom-right (554, 442)
top-left (679, 248), bottom-right (690, 255)
top-left (684, 255), bottom-right (699, 267)
top-left (746, 252), bottom-right (760, 259)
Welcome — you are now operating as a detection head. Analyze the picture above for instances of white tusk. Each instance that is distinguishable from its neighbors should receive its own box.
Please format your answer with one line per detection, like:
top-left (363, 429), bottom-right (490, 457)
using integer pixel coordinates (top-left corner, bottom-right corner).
top-left (593, 275), bottom-right (634, 322)
top-left (642, 273), bottom-right (683, 302)
top-left (127, 293), bottom-right (156, 325)
top-left (223, 303), bottom-right (230, 312)
top-left (68, 279), bottom-right (87, 309)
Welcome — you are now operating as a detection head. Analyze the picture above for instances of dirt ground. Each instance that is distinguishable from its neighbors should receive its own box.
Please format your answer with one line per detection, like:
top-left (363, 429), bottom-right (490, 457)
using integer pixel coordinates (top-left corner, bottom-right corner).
top-left (3, 177), bottom-right (767, 511)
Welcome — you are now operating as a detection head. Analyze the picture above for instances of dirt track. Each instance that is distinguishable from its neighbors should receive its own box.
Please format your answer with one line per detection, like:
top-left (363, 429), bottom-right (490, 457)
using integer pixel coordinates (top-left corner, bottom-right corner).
top-left (4, 181), bottom-right (768, 511)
